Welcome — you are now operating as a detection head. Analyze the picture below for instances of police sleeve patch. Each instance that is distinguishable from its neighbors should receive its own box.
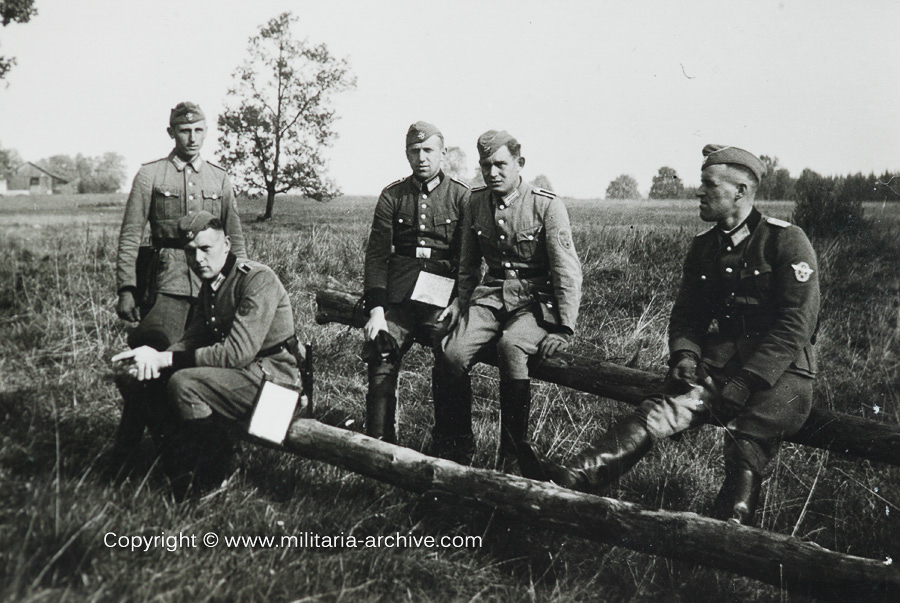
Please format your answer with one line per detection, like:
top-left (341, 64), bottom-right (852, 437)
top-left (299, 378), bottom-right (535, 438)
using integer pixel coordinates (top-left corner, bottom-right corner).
top-left (558, 228), bottom-right (573, 250)
top-left (792, 262), bottom-right (814, 282)
top-left (766, 217), bottom-right (791, 227)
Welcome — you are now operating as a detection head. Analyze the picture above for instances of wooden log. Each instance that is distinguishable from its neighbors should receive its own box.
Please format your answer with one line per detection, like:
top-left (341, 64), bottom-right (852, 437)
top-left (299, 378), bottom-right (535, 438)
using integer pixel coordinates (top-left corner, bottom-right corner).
top-left (315, 288), bottom-right (900, 467)
top-left (279, 419), bottom-right (900, 601)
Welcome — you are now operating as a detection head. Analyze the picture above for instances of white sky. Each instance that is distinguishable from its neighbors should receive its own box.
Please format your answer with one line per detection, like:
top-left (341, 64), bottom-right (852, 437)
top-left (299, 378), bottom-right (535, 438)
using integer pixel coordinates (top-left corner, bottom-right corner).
top-left (1, 0), bottom-right (898, 197)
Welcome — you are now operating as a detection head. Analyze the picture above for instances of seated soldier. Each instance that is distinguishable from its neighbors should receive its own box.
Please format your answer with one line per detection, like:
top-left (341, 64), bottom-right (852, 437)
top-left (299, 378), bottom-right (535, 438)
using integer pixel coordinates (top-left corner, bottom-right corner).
top-left (112, 211), bottom-right (299, 498)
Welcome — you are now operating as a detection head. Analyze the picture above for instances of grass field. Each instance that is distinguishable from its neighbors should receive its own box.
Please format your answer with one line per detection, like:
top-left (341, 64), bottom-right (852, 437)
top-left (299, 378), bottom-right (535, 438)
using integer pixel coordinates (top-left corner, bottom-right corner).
top-left (1, 193), bottom-right (899, 602)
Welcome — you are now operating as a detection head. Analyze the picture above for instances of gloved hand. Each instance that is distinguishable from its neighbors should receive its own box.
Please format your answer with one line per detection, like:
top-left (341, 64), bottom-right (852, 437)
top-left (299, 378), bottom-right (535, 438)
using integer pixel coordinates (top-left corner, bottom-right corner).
top-left (116, 290), bottom-right (140, 322)
top-left (538, 332), bottom-right (570, 360)
top-left (715, 372), bottom-right (755, 418)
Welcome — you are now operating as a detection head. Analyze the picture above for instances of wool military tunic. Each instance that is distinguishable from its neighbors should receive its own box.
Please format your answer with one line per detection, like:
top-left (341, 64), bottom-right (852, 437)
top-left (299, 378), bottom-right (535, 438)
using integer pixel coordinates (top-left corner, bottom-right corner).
top-left (457, 179), bottom-right (582, 332)
top-left (669, 208), bottom-right (819, 387)
top-left (363, 172), bottom-right (470, 312)
top-left (169, 254), bottom-right (297, 386)
top-left (116, 152), bottom-right (247, 298)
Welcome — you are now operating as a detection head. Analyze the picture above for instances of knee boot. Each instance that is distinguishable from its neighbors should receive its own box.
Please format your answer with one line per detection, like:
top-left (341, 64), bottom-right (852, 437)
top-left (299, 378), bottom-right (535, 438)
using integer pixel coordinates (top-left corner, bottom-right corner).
top-left (712, 466), bottom-right (762, 525)
top-left (161, 417), bottom-right (234, 501)
top-left (497, 379), bottom-right (531, 472)
top-left (365, 362), bottom-right (399, 444)
top-left (429, 362), bottom-right (474, 465)
top-left (517, 414), bottom-right (653, 493)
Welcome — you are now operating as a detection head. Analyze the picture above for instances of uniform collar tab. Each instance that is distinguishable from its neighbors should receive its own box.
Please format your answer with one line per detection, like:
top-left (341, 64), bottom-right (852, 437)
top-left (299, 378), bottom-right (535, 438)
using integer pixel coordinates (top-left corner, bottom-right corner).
top-left (169, 150), bottom-right (204, 172)
top-left (208, 253), bottom-right (237, 291)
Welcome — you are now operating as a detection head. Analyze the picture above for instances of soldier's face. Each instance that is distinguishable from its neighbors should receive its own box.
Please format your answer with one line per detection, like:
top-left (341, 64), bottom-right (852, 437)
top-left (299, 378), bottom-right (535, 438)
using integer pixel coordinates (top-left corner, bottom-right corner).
top-left (406, 135), bottom-right (445, 182)
top-left (697, 165), bottom-right (741, 223)
top-left (480, 145), bottom-right (524, 196)
top-left (185, 228), bottom-right (231, 280)
top-left (168, 120), bottom-right (207, 161)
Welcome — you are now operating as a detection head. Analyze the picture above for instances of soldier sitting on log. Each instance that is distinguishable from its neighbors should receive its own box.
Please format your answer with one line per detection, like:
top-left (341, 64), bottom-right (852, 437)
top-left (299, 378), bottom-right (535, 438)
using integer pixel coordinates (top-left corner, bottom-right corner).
top-left (112, 211), bottom-right (301, 499)
top-left (518, 145), bottom-right (820, 525)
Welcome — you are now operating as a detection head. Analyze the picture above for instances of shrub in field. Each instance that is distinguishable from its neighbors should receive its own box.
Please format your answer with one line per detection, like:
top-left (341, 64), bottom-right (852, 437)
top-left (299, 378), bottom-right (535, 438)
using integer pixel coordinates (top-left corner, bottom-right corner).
top-left (648, 166), bottom-right (683, 199)
top-left (792, 169), bottom-right (866, 238)
top-left (605, 174), bottom-right (641, 200)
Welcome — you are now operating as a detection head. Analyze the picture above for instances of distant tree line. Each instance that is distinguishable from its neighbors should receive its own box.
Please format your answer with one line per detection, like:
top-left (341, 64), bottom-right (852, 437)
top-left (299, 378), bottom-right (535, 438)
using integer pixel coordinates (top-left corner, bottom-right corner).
top-left (0, 142), bottom-right (127, 193)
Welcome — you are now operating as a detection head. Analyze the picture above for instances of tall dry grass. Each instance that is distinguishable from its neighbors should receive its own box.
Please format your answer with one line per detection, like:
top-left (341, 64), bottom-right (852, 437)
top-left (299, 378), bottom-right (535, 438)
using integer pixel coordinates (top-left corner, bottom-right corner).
top-left (0, 194), bottom-right (898, 601)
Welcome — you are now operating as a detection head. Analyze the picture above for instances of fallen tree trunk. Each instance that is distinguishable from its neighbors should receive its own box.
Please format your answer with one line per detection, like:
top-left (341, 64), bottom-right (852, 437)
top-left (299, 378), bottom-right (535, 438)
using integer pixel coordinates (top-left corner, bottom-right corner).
top-left (275, 419), bottom-right (900, 601)
top-left (315, 288), bottom-right (900, 467)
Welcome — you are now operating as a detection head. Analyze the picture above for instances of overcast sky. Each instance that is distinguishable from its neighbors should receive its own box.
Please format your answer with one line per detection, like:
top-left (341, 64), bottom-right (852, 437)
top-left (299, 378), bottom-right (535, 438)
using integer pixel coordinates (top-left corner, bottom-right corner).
top-left (1, 0), bottom-right (898, 198)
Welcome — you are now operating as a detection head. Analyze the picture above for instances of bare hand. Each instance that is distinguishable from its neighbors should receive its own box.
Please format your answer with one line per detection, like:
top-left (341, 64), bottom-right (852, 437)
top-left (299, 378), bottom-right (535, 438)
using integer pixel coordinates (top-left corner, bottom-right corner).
top-left (116, 290), bottom-right (140, 322)
top-left (667, 355), bottom-right (698, 386)
top-left (538, 332), bottom-right (569, 360)
top-left (437, 299), bottom-right (462, 332)
top-left (364, 307), bottom-right (389, 341)
top-left (111, 346), bottom-right (171, 381)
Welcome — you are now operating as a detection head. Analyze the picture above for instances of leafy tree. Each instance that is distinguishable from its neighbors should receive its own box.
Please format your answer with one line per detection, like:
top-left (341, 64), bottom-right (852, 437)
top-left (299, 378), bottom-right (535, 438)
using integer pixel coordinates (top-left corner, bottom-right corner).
top-left (0, 142), bottom-right (22, 179)
top-left (37, 154), bottom-right (77, 181)
top-left (442, 146), bottom-right (467, 180)
top-left (469, 167), bottom-right (485, 188)
top-left (1, 0), bottom-right (37, 80)
top-left (648, 166), bottom-right (683, 199)
top-left (217, 12), bottom-right (356, 220)
top-left (77, 152), bottom-right (126, 193)
top-left (793, 168), bottom-right (865, 237)
top-left (530, 174), bottom-right (554, 191)
top-left (605, 174), bottom-right (641, 200)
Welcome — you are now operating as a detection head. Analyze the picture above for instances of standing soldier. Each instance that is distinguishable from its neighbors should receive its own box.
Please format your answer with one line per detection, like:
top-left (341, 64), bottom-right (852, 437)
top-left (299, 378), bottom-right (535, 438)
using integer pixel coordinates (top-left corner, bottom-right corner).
top-left (518, 145), bottom-right (820, 525)
top-left (438, 130), bottom-right (582, 469)
top-left (362, 122), bottom-right (470, 445)
top-left (112, 211), bottom-right (297, 498)
top-left (112, 102), bottom-right (247, 463)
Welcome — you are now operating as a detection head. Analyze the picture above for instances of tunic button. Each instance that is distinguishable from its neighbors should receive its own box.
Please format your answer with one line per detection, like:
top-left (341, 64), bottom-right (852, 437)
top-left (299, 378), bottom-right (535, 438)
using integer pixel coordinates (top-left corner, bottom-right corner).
top-left (528, 235), bottom-right (534, 240)
top-left (700, 275), bottom-right (707, 280)
top-left (499, 205), bottom-right (506, 210)
top-left (477, 230), bottom-right (482, 235)
top-left (754, 270), bottom-right (760, 275)
top-left (498, 219), bottom-right (505, 225)
top-left (421, 214), bottom-right (427, 219)
top-left (188, 182), bottom-right (194, 187)
top-left (422, 204), bottom-right (427, 209)
top-left (419, 224), bottom-right (425, 230)
top-left (445, 218), bottom-right (451, 223)
top-left (504, 262), bottom-right (511, 268)
top-left (500, 235), bottom-right (506, 240)
top-left (189, 195), bottom-right (194, 201)
top-left (726, 246), bottom-right (732, 251)
top-left (398, 218), bottom-right (404, 223)
top-left (422, 194), bottom-right (427, 199)
top-left (725, 267), bottom-right (733, 273)
top-left (420, 240), bottom-right (426, 245)
top-left (211, 316), bottom-right (216, 323)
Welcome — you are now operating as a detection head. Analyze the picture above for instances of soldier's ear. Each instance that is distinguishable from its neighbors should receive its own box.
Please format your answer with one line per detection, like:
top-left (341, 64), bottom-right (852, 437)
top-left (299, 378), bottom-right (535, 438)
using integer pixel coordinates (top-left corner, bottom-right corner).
top-left (735, 182), bottom-right (747, 199)
top-left (517, 156), bottom-right (526, 169)
top-left (167, 126), bottom-right (174, 139)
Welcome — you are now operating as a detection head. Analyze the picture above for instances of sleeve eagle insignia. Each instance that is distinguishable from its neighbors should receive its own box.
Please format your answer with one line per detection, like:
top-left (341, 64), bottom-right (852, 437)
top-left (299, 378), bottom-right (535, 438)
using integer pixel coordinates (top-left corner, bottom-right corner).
top-left (791, 262), bottom-right (814, 282)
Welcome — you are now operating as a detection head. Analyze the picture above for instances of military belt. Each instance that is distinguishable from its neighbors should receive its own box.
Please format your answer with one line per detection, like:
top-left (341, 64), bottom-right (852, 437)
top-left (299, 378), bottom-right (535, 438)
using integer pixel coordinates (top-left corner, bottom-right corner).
top-left (257, 335), bottom-right (298, 359)
top-left (393, 246), bottom-right (452, 261)
top-left (152, 237), bottom-right (183, 249)
top-left (487, 266), bottom-right (549, 280)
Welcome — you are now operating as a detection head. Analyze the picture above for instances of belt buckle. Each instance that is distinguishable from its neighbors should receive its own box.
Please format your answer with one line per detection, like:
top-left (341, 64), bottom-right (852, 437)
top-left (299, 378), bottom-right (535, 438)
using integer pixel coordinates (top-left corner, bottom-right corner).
top-left (505, 269), bottom-right (517, 279)
top-left (415, 247), bottom-right (432, 259)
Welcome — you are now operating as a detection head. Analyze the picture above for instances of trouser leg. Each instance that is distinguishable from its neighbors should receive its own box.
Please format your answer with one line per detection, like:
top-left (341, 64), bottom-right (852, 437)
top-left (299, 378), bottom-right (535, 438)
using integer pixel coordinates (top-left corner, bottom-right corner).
top-left (161, 416), bottom-right (235, 501)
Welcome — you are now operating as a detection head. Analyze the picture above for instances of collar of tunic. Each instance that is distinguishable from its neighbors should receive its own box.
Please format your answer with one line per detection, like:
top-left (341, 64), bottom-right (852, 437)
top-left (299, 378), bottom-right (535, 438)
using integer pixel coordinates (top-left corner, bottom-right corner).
top-left (718, 207), bottom-right (762, 247)
top-left (207, 253), bottom-right (237, 292)
top-left (169, 150), bottom-right (205, 173)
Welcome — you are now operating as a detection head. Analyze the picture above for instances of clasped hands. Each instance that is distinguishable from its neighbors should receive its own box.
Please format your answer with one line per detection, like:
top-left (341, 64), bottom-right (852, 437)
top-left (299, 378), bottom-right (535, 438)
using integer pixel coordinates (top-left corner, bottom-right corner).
top-left (111, 346), bottom-right (173, 381)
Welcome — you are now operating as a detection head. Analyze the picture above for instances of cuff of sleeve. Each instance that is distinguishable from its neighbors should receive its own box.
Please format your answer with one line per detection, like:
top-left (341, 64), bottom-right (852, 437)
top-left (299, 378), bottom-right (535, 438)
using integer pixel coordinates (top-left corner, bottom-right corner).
top-left (558, 325), bottom-right (574, 336)
top-left (740, 368), bottom-right (770, 391)
top-left (171, 351), bottom-right (196, 371)
top-left (668, 350), bottom-right (700, 367)
top-left (669, 337), bottom-right (702, 359)
top-left (363, 288), bottom-right (387, 314)
top-left (117, 286), bottom-right (137, 296)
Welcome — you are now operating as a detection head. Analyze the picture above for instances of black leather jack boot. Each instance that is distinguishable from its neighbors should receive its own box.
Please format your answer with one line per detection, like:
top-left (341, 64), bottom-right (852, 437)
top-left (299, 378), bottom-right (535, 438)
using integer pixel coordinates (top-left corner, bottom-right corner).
top-left (429, 363), bottom-right (474, 465)
top-left (517, 414), bottom-right (653, 493)
top-left (365, 363), bottom-right (399, 444)
top-left (496, 379), bottom-right (531, 472)
top-left (712, 466), bottom-right (762, 525)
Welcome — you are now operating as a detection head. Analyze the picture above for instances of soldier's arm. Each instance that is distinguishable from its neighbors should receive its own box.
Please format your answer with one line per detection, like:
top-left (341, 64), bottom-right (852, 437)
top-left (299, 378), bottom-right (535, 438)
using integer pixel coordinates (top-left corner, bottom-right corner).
top-left (362, 188), bottom-right (395, 313)
top-left (544, 197), bottom-right (582, 332)
top-left (455, 194), bottom-right (482, 309)
top-left (741, 227), bottom-right (820, 387)
top-left (668, 239), bottom-right (713, 360)
top-left (175, 270), bottom-right (281, 368)
top-left (221, 172), bottom-right (247, 259)
top-left (115, 168), bottom-right (152, 294)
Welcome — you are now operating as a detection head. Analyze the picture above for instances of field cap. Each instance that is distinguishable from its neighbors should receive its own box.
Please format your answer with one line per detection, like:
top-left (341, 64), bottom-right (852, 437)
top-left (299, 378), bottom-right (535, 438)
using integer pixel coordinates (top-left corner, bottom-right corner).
top-left (406, 121), bottom-right (443, 148)
top-left (477, 130), bottom-right (517, 160)
top-left (702, 144), bottom-right (766, 182)
top-left (170, 102), bottom-right (206, 126)
top-left (178, 210), bottom-right (219, 243)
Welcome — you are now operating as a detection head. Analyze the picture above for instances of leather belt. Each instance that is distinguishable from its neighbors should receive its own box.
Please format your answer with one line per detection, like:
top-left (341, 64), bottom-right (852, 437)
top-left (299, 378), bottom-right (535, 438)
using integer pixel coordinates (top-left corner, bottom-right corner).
top-left (257, 335), bottom-right (298, 359)
top-left (152, 237), bottom-right (183, 249)
top-left (488, 266), bottom-right (549, 280)
top-left (393, 246), bottom-right (452, 261)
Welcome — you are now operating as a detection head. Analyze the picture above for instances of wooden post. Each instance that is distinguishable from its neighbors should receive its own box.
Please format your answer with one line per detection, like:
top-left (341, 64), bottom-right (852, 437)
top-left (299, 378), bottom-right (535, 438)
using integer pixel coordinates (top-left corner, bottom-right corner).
top-left (275, 419), bottom-right (900, 601)
top-left (315, 288), bottom-right (900, 467)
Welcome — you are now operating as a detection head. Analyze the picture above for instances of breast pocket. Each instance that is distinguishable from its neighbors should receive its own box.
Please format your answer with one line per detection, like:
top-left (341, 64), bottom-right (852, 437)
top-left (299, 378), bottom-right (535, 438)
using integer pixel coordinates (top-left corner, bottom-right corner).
top-left (739, 263), bottom-right (773, 300)
top-left (515, 225), bottom-right (543, 260)
top-left (150, 186), bottom-right (183, 219)
top-left (432, 212), bottom-right (458, 242)
top-left (201, 190), bottom-right (224, 216)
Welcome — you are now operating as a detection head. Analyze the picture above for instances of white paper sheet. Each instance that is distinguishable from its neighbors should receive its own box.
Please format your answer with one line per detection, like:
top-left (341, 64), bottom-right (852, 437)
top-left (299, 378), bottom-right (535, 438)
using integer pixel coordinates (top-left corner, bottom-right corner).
top-left (409, 271), bottom-right (455, 307)
top-left (247, 380), bottom-right (300, 444)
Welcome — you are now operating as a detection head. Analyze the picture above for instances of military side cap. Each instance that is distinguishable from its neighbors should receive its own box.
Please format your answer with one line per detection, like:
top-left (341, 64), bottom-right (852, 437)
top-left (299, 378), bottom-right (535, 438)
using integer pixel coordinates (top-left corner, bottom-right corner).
top-left (406, 121), bottom-right (443, 147)
top-left (477, 130), bottom-right (517, 160)
top-left (169, 102), bottom-right (206, 126)
top-left (702, 144), bottom-right (766, 182)
top-left (178, 210), bottom-right (218, 243)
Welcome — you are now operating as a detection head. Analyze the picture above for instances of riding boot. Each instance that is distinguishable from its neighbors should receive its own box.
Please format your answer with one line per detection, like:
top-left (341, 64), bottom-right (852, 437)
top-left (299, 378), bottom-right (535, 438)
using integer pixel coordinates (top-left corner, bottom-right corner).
top-left (429, 361), bottom-right (473, 465)
top-left (712, 466), bottom-right (762, 525)
top-left (517, 414), bottom-right (653, 493)
top-left (496, 379), bottom-right (531, 472)
top-left (161, 417), bottom-right (233, 501)
top-left (365, 362), bottom-right (399, 444)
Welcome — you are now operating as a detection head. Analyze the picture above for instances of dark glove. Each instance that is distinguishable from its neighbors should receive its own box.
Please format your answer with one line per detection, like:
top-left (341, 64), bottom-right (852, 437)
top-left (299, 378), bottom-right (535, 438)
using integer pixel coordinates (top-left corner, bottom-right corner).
top-left (715, 371), bottom-right (759, 418)
top-left (666, 351), bottom-right (699, 389)
top-left (538, 332), bottom-right (569, 360)
top-left (362, 330), bottom-right (400, 365)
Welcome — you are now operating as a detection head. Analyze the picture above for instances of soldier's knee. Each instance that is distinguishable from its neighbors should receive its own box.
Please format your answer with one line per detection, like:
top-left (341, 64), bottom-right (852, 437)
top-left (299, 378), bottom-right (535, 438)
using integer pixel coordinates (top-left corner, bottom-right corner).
top-left (439, 344), bottom-right (469, 378)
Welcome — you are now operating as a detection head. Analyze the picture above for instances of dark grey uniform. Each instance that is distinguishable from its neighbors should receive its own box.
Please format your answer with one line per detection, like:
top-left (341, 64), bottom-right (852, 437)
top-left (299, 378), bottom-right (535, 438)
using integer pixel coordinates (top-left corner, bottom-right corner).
top-left (362, 172), bottom-right (470, 443)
